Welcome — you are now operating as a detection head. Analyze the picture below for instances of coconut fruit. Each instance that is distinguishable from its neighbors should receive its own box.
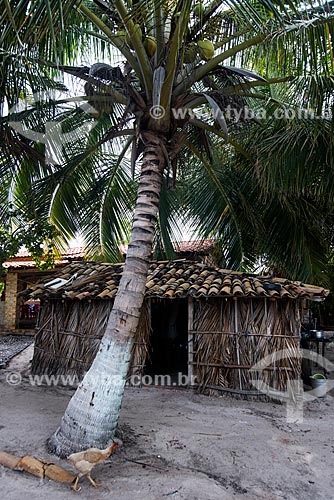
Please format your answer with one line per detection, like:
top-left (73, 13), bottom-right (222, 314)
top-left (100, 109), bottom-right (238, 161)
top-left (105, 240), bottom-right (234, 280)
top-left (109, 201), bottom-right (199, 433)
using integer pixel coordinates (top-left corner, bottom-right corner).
top-left (197, 39), bottom-right (214, 60)
top-left (184, 43), bottom-right (197, 63)
top-left (194, 3), bottom-right (204, 17)
top-left (117, 30), bottom-right (127, 45)
top-left (126, 24), bottom-right (142, 48)
top-left (144, 36), bottom-right (157, 57)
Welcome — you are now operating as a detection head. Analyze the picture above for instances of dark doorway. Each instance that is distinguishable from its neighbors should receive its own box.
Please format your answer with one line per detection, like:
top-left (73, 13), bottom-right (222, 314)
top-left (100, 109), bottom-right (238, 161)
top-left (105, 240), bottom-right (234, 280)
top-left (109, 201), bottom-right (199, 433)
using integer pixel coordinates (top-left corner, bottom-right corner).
top-left (146, 299), bottom-right (188, 376)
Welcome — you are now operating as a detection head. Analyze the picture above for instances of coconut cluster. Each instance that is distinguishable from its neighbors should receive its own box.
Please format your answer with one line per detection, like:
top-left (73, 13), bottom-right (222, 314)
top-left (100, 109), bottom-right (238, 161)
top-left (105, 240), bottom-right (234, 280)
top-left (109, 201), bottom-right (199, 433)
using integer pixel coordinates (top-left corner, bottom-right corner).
top-left (112, 2), bottom-right (215, 62)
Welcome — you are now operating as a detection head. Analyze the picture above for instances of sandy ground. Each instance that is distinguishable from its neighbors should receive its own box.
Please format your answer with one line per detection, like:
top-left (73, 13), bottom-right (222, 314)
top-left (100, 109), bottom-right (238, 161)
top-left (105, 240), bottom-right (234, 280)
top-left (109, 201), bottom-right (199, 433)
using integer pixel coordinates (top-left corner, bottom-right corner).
top-left (0, 346), bottom-right (334, 500)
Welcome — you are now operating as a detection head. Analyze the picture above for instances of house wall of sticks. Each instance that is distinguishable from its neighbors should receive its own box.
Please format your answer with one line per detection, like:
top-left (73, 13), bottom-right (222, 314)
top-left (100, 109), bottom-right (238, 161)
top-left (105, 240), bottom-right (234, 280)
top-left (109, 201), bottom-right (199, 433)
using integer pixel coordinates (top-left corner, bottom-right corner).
top-left (31, 299), bottom-right (151, 379)
top-left (31, 296), bottom-right (302, 397)
top-left (189, 297), bottom-right (302, 396)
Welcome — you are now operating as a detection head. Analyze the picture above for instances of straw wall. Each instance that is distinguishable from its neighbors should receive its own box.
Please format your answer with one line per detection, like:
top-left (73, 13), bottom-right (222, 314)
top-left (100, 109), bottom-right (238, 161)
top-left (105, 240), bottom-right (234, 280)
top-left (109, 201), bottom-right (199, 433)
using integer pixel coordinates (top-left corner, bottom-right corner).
top-left (31, 299), bottom-right (151, 379)
top-left (191, 297), bottom-right (302, 394)
top-left (32, 295), bottom-right (303, 397)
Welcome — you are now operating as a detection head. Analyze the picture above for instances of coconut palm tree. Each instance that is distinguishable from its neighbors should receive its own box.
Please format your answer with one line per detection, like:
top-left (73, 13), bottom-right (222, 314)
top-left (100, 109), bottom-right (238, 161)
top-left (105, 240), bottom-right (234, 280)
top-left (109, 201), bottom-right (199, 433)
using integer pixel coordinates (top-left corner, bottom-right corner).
top-left (1, 0), bottom-right (334, 456)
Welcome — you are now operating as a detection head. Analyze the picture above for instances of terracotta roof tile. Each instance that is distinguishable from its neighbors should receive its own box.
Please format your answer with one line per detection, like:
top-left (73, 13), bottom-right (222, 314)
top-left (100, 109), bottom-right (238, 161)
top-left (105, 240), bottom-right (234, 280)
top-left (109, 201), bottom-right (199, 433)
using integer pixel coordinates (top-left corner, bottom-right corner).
top-left (175, 240), bottom-right (215, 253)
top-left (22, 260), bottom-right (329, 301)
top-left (3, 246), bottom-right (85, 270)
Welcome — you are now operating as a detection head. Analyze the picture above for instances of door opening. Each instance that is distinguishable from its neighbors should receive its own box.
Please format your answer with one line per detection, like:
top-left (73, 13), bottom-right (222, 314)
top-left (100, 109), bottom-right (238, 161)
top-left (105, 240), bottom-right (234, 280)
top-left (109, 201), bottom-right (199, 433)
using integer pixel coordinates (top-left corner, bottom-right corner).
top-left (146, 299), bottom-right (188, 378)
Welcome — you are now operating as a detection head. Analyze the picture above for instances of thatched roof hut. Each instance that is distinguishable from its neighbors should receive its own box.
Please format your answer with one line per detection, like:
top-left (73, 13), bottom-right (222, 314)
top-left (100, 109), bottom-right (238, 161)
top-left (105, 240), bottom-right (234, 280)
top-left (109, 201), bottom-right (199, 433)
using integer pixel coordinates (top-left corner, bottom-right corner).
top-left (24, 260), bottom-right (329, 397)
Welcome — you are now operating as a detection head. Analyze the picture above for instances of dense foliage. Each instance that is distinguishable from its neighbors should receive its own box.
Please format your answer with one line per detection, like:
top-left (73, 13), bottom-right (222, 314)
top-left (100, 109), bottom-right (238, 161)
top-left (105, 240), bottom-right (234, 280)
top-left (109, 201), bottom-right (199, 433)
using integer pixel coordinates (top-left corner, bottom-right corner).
top-left (1, 1), bottom-right (334, 280)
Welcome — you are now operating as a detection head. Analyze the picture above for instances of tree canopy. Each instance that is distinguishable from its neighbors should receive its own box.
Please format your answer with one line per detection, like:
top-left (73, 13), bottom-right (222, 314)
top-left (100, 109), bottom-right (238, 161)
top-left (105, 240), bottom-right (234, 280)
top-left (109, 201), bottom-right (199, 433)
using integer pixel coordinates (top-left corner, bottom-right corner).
top-left (1, 0), bottom-right (334, 280)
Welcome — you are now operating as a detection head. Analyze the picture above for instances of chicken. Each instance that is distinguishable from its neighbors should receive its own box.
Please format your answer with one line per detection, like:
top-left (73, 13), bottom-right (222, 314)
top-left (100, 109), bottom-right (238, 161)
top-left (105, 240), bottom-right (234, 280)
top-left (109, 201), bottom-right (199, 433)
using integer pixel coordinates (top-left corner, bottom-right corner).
top-left (67, 438), bottom-right (121, 491)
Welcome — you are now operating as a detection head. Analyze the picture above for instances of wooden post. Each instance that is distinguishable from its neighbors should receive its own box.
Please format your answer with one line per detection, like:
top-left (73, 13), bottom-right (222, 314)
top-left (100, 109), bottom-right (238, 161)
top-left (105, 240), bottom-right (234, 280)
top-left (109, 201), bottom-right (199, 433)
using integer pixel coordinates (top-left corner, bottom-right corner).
top-left (295, 301), bottom-right (301, 335)
top-left (234, 298), bottom-right (242, 389)
top-left (188, 297), bottom-right (194, 386)
top-left (264, 298), bottom-right (270, 335)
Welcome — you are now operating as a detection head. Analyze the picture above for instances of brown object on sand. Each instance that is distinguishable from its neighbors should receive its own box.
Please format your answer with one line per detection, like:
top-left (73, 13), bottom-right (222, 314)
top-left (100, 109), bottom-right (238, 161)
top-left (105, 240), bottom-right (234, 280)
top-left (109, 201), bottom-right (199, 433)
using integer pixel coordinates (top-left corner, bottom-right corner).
top-left (11, 455), bottom-right (75, 484)
top-left (16, 456), bottom-right (45, 478)
top-left (40, 461), bottom-right (76, 483)
top-left (0, 451), bottom-right (21, 470)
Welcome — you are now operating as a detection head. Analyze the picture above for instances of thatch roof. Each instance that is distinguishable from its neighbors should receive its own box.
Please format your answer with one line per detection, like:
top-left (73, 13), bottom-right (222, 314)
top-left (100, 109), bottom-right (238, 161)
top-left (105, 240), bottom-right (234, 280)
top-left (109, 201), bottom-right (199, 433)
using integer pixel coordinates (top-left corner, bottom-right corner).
top-left (23, 260), bottom-right (329, 301)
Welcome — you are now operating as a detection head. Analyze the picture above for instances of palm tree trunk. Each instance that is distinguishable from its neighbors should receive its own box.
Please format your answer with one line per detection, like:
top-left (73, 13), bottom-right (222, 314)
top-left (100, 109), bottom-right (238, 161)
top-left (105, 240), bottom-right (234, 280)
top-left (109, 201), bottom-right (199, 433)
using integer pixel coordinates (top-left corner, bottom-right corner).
top-left (48, 136), bottom-right (166, 457)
